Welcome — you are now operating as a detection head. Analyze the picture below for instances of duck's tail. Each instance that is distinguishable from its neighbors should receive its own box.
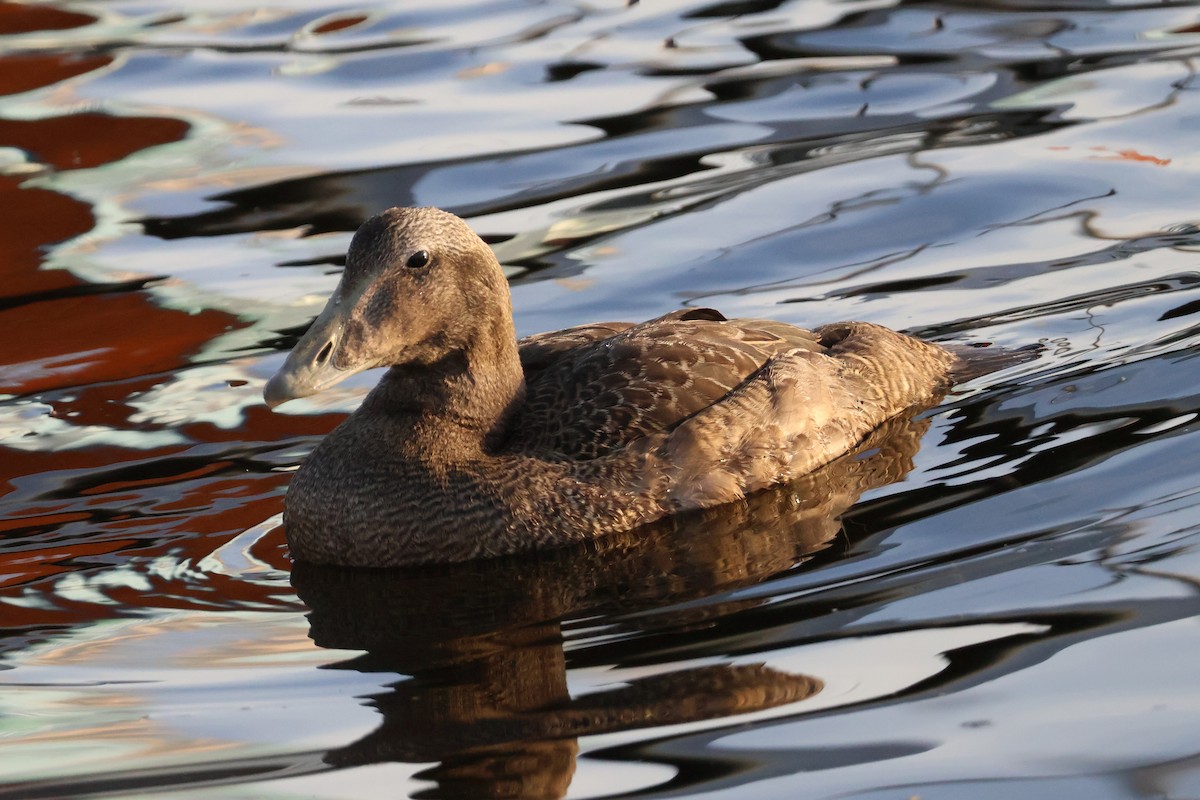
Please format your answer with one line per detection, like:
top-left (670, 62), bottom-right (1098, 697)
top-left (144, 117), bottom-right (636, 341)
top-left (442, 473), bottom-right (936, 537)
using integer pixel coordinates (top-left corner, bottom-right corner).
top-left (943, 341), bottom-right (1042, 383)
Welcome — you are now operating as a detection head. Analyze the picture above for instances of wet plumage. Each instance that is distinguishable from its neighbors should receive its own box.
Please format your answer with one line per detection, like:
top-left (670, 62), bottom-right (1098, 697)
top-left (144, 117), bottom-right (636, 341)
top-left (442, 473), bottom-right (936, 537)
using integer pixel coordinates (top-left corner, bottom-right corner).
top-left (266, 206), bottom-right (1023, 567)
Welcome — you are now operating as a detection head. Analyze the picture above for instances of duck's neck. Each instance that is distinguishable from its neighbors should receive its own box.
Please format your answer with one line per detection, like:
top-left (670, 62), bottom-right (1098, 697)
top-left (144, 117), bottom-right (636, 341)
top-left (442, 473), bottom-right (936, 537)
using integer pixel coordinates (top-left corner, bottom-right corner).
top-left (364, 315), bottom-right (525, 459)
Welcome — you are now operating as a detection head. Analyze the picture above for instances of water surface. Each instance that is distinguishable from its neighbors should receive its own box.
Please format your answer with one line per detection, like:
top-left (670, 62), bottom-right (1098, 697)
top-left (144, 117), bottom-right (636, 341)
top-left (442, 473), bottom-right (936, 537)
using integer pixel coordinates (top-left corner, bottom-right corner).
top-left (2, 1), bottom-right (1200, 798)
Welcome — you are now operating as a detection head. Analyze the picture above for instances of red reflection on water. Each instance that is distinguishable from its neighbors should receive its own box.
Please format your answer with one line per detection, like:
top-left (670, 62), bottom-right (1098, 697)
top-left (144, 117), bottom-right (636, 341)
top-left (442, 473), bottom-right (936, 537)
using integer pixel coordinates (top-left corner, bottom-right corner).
top-left (2, 300), bottom-right (231, 395)
top-left (0, 175), bottom-right (93, 297)
top-left (0, 1), bottom-right (95, 34)
top-left (0, 537), bottom-right (137, 589)
top-left (0, 92), bottom-right (236, 396)
top-left (0, 113), bottom-right (189, 171)
top-left (0, 35), bottom-right (315, 629)
top-left (0, 53), bottom-right (113, 96)
top-left (312, 14), bottom-right (369, 34)
top-left (0, 438), bottom-right (296, 620)
top-left (185, 404), bottom-right (344, 445)
top-left (0, 292), bottom-right (241, 395)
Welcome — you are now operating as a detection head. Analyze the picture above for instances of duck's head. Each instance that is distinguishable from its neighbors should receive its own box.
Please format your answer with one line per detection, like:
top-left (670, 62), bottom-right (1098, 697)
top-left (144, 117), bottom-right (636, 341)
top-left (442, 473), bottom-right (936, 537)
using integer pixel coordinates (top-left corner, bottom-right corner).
top-left (264, 207), bottom-right (511, 408)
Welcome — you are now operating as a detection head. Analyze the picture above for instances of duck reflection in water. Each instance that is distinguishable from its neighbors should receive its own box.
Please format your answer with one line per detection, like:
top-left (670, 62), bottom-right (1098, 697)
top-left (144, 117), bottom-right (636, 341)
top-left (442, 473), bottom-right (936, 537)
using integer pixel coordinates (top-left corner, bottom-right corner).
top-left (292, 409), bottom-right (936, 799)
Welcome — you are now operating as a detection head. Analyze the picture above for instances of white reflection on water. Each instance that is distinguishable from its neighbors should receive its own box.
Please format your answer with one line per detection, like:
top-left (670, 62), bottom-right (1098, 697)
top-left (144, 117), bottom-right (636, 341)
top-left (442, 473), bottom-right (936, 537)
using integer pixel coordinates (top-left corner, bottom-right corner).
top-left (572, 622), bottom-right (1048, 741)
top-left (717, 616), bottom-right (1200, 797)
top-left (0, 611), bottom-right (388, 787)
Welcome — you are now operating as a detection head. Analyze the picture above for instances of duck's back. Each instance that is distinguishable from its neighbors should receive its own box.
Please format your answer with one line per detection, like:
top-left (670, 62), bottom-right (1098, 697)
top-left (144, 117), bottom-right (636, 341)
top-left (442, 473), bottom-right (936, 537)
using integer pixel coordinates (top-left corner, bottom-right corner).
top-left (510, 309), bottom-right (825, 459)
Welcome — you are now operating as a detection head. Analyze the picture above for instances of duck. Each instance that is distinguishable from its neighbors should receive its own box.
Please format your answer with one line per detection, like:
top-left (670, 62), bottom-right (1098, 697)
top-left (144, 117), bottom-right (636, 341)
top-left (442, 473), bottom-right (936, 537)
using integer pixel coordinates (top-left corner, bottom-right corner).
top-left (265, 206), bottom-right (1023, 567)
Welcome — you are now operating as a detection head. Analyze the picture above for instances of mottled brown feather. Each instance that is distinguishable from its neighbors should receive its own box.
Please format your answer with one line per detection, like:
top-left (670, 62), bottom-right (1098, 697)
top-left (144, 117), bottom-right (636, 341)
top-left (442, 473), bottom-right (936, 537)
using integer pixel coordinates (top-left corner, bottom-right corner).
top-left (272, 207), bottom-right (1032, 567)
top-left (512, 309), bottom-right (822, 460)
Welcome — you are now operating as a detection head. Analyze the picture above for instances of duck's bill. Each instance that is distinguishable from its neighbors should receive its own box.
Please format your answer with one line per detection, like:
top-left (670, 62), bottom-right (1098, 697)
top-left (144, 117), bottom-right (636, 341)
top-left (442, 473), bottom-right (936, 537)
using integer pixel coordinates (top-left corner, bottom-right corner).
top-left (264, 292), bottom-right (364, 409)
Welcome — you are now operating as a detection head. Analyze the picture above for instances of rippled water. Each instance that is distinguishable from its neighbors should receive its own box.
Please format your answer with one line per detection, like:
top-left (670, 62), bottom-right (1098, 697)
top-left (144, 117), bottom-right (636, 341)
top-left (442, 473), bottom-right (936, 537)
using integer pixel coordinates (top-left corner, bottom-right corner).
top-left (2, 1), bottom-right (1200, 797)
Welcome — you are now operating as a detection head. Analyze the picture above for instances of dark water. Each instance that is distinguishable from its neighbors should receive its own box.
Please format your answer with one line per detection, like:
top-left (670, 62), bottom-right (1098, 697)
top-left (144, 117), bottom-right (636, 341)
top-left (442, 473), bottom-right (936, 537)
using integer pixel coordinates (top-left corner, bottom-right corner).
top-left (2, 1), bottom-right (1200, 797)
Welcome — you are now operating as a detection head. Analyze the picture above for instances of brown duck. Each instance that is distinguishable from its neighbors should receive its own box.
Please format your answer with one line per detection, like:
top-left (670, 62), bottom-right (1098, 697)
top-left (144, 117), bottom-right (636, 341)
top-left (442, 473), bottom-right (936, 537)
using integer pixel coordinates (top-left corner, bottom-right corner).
top-left (266, 206), bottom-right (1022, 567)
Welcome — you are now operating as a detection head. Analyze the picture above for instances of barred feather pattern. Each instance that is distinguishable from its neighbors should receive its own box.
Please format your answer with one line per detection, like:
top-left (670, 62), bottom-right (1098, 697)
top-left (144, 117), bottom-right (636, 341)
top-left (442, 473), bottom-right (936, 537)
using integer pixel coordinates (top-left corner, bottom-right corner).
top-left (284, 311), bottom-right (961, 567)
top-left (274, 209), bottom-right (1036, 567)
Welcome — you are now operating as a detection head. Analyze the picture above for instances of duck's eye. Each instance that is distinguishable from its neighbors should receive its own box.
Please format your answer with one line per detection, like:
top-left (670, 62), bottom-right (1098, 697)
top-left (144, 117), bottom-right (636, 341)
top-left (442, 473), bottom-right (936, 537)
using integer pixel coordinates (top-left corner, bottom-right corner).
top-left (406, 250), bottom-right (431, 269)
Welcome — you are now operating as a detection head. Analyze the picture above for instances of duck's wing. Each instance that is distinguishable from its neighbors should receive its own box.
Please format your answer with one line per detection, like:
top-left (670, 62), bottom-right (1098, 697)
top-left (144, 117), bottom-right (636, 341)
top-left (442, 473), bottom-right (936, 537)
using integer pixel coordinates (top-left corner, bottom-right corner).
top-left (519, 321), bottom-right (636, 384)
top-left (511, 308), bottom-right (823, 459)
top-left (661, 321), bottom-right (962, 509)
